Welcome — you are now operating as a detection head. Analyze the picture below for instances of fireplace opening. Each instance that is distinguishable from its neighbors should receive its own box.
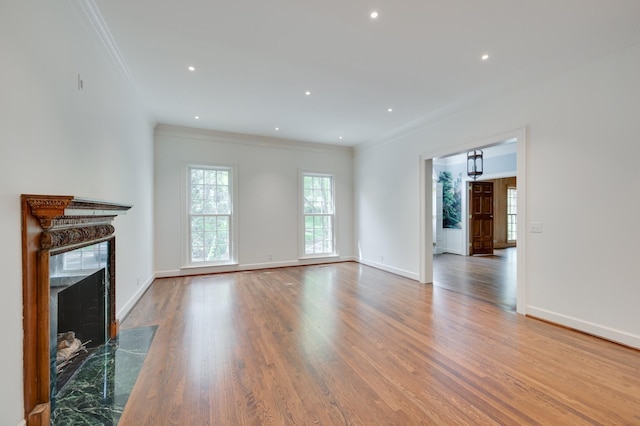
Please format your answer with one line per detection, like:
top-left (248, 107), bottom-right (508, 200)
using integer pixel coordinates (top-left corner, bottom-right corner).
top-left (50, 241), bottom-right (110, 399)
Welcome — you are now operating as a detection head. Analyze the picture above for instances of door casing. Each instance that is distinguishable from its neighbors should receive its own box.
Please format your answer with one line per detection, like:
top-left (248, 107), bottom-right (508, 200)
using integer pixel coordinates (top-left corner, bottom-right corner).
top-left (418, 127), bottom-right (527, 315)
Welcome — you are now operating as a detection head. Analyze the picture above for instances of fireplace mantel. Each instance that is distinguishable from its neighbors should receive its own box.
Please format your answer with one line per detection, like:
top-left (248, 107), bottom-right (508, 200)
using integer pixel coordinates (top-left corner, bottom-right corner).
top-left (21, 195), bottom-right (131, 425)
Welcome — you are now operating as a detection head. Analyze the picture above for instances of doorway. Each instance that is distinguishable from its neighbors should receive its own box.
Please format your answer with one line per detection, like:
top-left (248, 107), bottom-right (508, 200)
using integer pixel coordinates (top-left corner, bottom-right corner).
top-left (419, 128), bottom-right (526, 314)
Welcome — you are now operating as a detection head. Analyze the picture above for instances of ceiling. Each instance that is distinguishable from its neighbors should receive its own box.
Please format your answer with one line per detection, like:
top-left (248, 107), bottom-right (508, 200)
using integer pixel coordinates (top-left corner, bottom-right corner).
top-left (91, 0), bottom-right (640, 147)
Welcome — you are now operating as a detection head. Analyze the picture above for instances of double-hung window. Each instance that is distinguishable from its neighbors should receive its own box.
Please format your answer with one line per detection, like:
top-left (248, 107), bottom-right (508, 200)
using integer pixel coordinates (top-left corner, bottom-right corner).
top-left (188, 165), bottom-right (235, 265)
top-left (507, 187), bottom-right (517, 242)
top-left (302, 172), bottom-right (335, 257)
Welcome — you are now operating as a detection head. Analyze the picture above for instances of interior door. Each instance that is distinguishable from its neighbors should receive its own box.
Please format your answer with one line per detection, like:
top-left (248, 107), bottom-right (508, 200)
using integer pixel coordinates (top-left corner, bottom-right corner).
top-left (470, 181), bottom-right (494, 255)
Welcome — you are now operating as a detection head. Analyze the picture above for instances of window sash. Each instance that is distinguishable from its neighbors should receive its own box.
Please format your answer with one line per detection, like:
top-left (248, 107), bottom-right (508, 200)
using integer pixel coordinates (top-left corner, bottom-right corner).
top-left (189, 214), bottom-right (231, 263)
top-left (303, 175), bottom-right (334, 214)
top-left (304, 213), bottom-right (334, 255)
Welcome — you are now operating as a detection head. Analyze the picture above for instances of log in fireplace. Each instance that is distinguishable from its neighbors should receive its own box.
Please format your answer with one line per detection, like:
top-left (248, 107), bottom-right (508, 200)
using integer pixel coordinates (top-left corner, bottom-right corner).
top-left (21, 195), bottom-right (131, 426)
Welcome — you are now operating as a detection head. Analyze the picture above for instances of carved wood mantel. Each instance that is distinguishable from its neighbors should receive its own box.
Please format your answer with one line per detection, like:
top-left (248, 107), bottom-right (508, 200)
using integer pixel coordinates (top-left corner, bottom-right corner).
top-left (21, 195), bottom-right (131, 426)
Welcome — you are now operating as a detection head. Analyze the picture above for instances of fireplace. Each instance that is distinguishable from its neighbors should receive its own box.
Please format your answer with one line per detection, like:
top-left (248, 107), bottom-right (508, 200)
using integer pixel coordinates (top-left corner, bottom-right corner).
top-left (21, 195), bottom-right (131, 426)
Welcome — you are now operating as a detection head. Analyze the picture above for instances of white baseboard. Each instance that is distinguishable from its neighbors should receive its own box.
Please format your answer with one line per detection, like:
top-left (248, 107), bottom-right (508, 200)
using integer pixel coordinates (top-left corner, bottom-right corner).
top-left (117, 274), bottom-right (155, 321)
top-left (527, 305), bottom-right (640, 350)
top-left (442, 249), bottom-right (463, 255)
top-left (358, 258), bottom-right (419, 281)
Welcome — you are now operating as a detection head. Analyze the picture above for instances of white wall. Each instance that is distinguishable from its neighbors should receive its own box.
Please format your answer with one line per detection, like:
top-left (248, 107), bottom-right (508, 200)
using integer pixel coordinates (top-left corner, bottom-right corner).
top-left (0, 1), bottom-right (154, 424)
top-left (356, 137), bottom-right (424, 279)
top-left (154, 125), bottom-right (354, 276)
top-left (355, 42), bottom-right (640, 348)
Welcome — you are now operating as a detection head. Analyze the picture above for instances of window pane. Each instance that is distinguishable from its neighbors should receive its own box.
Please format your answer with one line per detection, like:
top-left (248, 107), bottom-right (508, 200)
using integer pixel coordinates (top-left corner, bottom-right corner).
top-left (191, 247), bottom-right (204, 262)
top-left (216, 187), bottom-right (230, 214)
top-left (305, 216), bottom-right (314, 228)
top-left (190, 184), bottom-right (203, 213)
top-left (191, 169), bottom-right (204, 185)
top-left (193, 216), bottom-right (204, 231)
top-left (217, 171), bottom-right (229, 186)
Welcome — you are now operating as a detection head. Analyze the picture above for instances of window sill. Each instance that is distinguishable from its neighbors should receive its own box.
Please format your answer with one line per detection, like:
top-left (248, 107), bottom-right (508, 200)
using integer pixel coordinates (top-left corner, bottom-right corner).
top-left (181, 262), bottom-right (238, 270)
top-left (299, 254), bottom-right (340, 261)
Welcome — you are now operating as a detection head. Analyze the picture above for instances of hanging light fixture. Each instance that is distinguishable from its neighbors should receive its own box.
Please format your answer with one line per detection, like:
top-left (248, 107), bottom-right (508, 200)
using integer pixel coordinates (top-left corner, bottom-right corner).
top-left (467, 149), bottom-right (484, 180)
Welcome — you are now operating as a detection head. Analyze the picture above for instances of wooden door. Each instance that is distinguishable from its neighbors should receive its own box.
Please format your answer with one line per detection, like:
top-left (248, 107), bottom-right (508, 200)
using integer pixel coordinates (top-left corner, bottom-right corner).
top-left (470, 182), bottom-right (494, 255)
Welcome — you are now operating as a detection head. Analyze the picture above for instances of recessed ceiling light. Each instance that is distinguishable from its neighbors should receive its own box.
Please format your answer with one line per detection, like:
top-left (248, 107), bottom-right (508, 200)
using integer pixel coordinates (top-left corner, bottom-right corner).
top-left (275, 127), bottom-right (279, 131)
top-left (305, 91), bottom-right (311, 96)
top-left (481, 54), bottom-right (490, 61)
top-left (387, 108), bottom-right (393, 112)
top-left (339, 136), bottom-right (343, 140)
top-left (370, 11), bottom-right (379, 19)
top-left (188, 66), bottom-right (195, 71)
top-left (194, 115), bottom-right (200, 119)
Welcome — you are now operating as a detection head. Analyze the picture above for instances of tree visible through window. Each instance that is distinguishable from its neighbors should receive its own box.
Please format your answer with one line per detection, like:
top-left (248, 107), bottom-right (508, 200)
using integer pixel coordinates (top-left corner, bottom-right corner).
top-left (438, 171), bottom-right (462, 229)
top-left (507, 187), bottom-right (517, 241)
top-left (302, 173), bottom-right (334, 256)
top-left (189, 166), bottom-right (232, 263)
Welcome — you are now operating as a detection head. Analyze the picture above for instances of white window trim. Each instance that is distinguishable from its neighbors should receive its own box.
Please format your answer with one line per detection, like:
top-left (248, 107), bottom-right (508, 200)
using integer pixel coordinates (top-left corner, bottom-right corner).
top-left (299, 170), bottom-right (338, 259)
top-left (182, 163), bottom-right (238, 268)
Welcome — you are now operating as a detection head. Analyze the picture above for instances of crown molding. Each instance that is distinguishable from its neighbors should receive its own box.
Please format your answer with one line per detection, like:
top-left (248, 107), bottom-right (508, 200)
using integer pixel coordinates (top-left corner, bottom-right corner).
top-left (154, 124), bottom-right (354, 156)
top-left (75, 0), bottom-right (138, 93)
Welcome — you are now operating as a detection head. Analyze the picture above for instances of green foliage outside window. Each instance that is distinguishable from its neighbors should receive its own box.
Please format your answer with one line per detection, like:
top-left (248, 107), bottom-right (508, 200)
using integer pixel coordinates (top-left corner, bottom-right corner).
top-left (189, 167), bottom-right (231, 263)
top-left (438, 171), bottom-right (462, 229)
top-left (303, 174), bottom-right (334, 255)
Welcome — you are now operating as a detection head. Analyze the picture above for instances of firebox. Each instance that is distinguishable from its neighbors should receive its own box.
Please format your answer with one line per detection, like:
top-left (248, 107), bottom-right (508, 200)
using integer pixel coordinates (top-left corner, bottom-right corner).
top-left (50, 241), bottom-right (110, 401)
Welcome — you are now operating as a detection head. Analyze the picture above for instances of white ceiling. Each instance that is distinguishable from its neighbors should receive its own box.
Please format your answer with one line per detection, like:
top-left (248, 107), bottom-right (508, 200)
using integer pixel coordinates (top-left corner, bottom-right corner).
top-left (92, 0), bottom-right (640, 147)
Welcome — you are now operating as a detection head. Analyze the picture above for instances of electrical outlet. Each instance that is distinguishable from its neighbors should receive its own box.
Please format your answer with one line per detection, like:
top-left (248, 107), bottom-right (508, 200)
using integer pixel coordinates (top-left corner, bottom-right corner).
top-left (268, 254), bottom-right (273, 261)
top-left (530, 222), bottom-right (543, 233)
top-left (380, 255), bottom-right (384, 262)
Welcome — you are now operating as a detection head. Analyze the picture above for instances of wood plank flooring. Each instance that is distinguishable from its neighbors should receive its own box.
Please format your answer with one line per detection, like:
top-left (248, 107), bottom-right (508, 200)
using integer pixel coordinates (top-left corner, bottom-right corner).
top-left (120, 262), bottom-right (640, 425)
top-left (433, 248), bottom-right (517, 311)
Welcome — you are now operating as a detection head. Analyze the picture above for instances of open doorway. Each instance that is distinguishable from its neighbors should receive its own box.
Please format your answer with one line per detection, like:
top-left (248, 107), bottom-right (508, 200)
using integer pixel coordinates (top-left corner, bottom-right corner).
top-left (432, 144), bottom-right (517, 309)
top-left (419, 128), bottom-right (526, 314)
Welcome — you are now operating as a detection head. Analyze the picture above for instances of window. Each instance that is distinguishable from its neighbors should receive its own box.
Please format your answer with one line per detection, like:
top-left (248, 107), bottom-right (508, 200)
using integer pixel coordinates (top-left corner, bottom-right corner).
top-left (507, 187), bottom-right (517, 241)
top-left (188, 166), bottom-right (234, 264)
top-left (302, 173), bottom-right (335, 256)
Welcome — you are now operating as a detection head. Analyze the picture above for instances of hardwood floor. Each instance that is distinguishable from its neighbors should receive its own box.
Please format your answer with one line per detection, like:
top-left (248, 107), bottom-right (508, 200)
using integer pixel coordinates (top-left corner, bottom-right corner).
top-left (120, 262), bottom-right (640, 425)
top-left (434, 248), bottom-right (517, 311)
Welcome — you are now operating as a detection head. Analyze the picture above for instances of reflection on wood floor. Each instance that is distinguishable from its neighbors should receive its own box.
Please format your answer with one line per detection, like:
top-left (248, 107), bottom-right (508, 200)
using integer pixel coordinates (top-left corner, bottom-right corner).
top-left (120, 261), bottom-right (640, 425)
top-left (433, 247), bottom-right (516, 311)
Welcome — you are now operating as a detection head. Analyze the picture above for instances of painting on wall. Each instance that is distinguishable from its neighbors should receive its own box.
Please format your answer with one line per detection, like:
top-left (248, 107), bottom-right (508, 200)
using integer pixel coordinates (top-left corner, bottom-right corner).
top-left (438, 171), bottom-right (462, 229)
